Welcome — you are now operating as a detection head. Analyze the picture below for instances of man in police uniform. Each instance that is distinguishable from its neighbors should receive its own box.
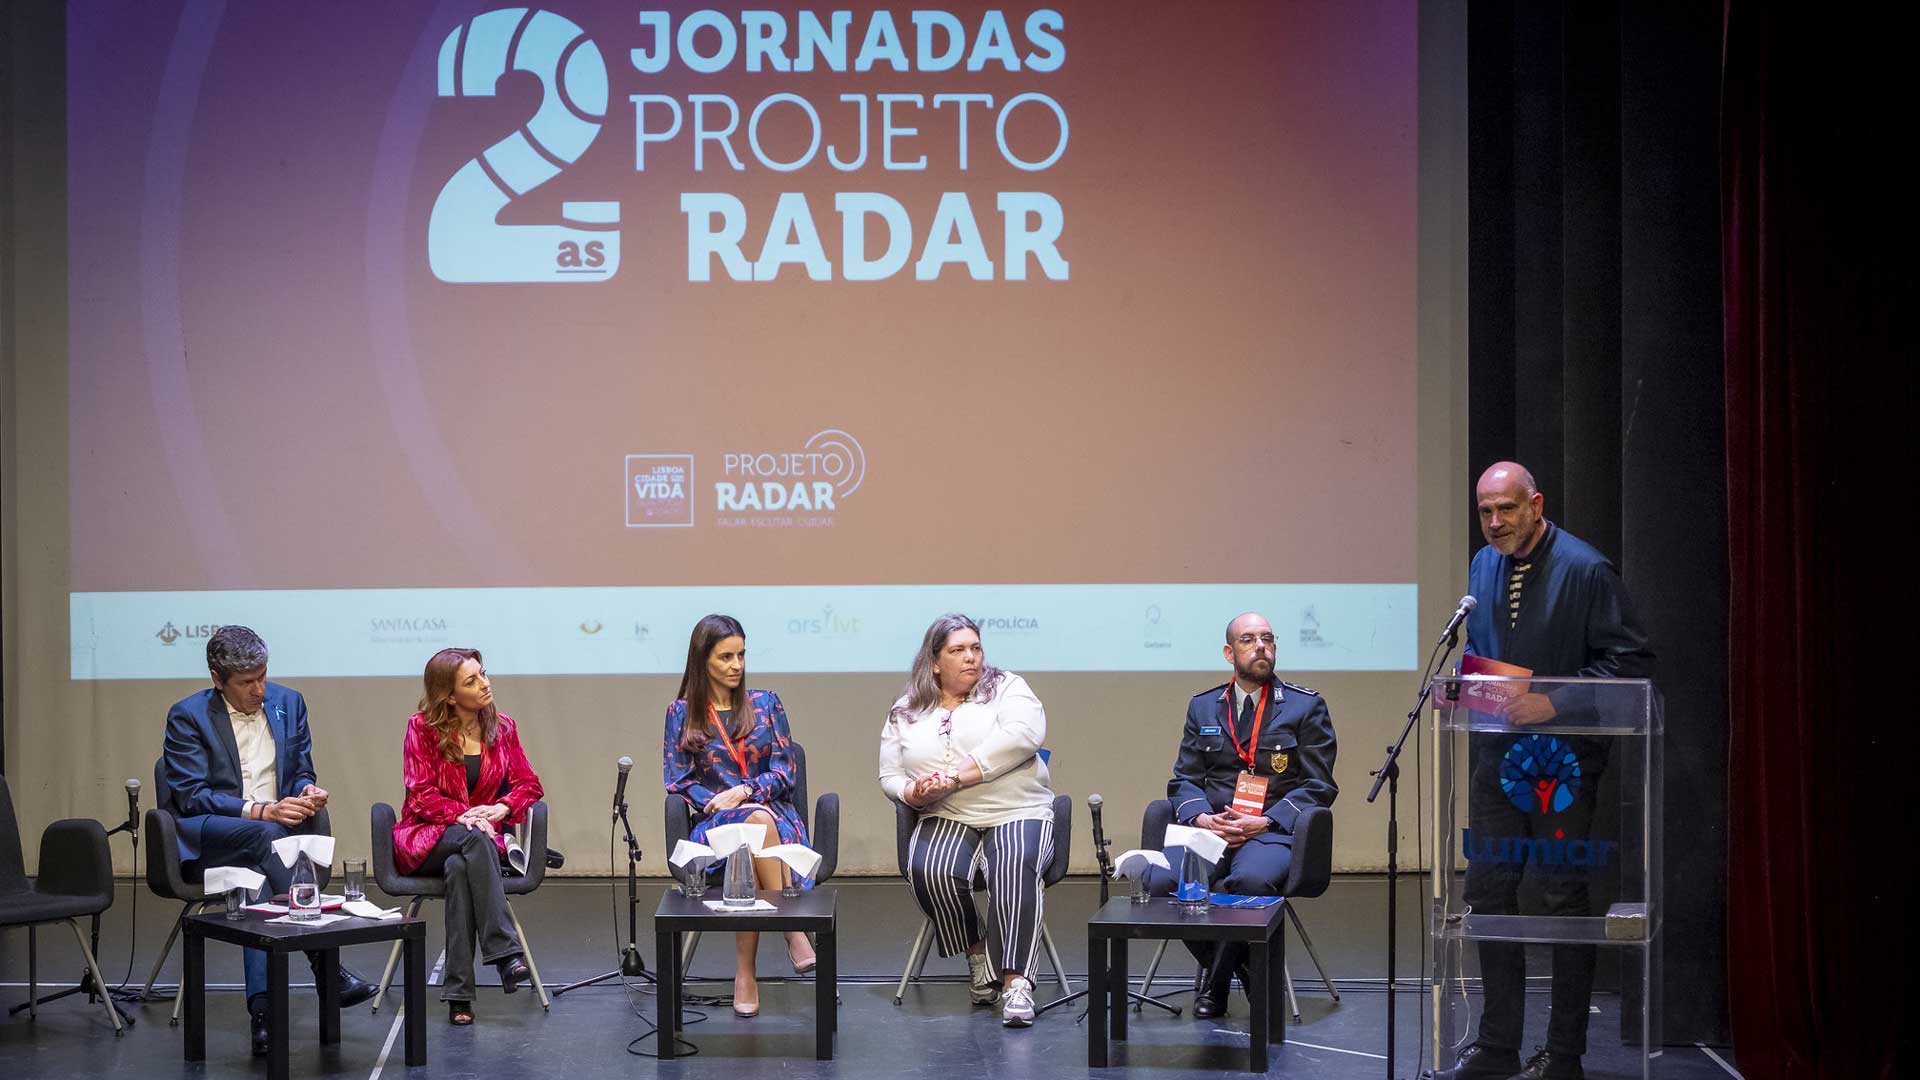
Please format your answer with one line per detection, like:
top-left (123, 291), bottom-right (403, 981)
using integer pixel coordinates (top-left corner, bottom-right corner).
top-left (1150, 611), bottom-right (1337, 1018)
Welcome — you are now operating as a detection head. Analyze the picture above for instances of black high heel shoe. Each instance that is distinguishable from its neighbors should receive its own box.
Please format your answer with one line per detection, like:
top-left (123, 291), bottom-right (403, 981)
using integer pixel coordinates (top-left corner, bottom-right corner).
top-left (448, 1000), bottom-right (474, 1025)
top-left (497, 956), bottom-right (532, 994)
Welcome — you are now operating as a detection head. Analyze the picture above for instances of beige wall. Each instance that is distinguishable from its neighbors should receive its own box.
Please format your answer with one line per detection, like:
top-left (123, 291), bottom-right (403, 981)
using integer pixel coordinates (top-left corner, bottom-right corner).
top-left (2, 2), bottom-right (1467, 878)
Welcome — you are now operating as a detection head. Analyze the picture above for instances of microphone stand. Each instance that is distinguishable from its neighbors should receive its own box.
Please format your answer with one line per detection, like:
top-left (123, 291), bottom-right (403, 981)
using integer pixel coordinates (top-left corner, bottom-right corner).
top-left (1366, 622), bottom-right (1462, 1080)
top-left (553, 794), bottom-right (656, 996)
top-left (1034, 811), bottom-right (1181, 1017)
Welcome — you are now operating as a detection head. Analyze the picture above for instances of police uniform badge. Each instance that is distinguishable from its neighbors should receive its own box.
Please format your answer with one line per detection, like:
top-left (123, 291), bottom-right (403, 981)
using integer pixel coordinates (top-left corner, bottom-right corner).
top-left (1271, 751), bottom-right (1290, 773)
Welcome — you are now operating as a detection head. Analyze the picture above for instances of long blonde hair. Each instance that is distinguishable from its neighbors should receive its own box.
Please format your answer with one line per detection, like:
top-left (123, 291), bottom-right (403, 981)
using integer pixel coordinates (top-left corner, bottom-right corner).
top-left (890, 613), bottom-right (1004, 722)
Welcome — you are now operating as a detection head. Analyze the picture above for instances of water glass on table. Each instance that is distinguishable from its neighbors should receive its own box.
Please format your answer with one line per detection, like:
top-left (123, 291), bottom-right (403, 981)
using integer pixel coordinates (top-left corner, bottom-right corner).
top-left (342, 858), bottom-right (367, 902)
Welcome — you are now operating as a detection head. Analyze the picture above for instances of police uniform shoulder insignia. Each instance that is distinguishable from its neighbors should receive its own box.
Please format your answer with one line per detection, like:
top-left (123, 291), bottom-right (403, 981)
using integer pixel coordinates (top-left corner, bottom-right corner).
top-left (1280, 680), bottom-right (1319, 697)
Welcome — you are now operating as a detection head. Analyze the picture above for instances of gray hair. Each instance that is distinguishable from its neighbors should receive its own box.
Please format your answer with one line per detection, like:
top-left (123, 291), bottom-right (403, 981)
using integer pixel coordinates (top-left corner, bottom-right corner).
top-left (891, 613), bottom-right (1004, 722)
top-left (207, 625), bottom-right (269, 680)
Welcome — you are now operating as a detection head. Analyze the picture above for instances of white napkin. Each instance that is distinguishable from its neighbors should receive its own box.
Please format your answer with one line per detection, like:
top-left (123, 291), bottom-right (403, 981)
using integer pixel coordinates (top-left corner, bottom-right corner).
top-left (760, 843), bottom-right (821, 879)
top-left (202, 866), bottom-right (265, 895)
top-left (272, 834), bottom-right (335, 868)
top-left (701, 822), bottom-right (766, 858)
top-left (701, 899), bottom-right (776, 912)
top-left (668, 839), bottom-right (717, 868)
top-left (1163, 824), bottom-right (1228, 865)
top-left (342, 900), bottom-right (401, 920)
top-left (1113, 850), bottom-right (1170, 879)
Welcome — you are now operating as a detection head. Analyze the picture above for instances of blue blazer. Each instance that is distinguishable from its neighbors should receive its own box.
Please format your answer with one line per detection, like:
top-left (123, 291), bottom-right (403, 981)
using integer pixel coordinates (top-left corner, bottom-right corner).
top-left (161, 682), bottom-right (318, 862)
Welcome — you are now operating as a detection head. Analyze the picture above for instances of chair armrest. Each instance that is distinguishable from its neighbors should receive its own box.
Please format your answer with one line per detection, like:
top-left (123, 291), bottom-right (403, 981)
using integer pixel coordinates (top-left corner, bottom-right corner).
top-left (37, 819), bottom-right (115, 909)
top-left (664, 794), bottom-right (694, 884)
top-left (1141, 799), bottom-right (1173, 850)
top-left (145, 807), bottom-right (200, 899)
top-left (893, 798), bottom-right (918, 879)
top-left (1044, 794), bottom-right (1073, 886)
top-left (1281, 806), bottom-right (1334, 899)
top-left (811, 792), bottom-right (839, 885)
top-left (370, 803), bottom-right (403, 892)
top-left (519, 802), bottom-right (549, 889)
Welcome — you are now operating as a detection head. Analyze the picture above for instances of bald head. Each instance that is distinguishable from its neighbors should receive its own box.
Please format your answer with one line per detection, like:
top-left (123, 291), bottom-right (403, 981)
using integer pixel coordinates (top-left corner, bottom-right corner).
top-left (1476, 461), bottom-right (1546, 555)
top-left (1225, 612), bottom-right (1271, 644)
top-left (1223, 613), bottom-right (1276, 687)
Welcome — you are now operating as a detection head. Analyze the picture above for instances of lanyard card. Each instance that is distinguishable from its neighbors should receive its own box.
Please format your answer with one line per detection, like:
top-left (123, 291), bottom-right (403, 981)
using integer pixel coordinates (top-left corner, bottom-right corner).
top-left (1232, 772), bottom-right (1269, 816)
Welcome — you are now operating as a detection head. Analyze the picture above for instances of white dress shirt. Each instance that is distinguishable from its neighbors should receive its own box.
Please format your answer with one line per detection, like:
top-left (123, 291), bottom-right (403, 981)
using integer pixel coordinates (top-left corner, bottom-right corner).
top-left (225, 695), bottom-right (279, 816)
top-left (878, 672), bottom-right (1054, 828)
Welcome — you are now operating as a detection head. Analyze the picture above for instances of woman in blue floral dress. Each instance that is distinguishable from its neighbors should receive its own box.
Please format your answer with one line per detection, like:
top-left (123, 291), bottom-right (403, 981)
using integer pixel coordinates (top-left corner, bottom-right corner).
top-left (662, 614), bottom-right (815, 1015)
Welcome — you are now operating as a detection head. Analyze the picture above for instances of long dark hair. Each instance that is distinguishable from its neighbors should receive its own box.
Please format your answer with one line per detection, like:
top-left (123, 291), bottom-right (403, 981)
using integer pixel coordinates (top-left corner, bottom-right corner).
top-left (419, 647), bottom-right (498, 764)
top-left (675, 614), bottom-right (756, 752)
top-left (891, 613), bottom-right (1005, 722)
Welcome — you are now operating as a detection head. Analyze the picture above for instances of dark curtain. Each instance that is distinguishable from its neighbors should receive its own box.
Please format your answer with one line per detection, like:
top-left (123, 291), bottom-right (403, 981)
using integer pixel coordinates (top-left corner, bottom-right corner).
top-left (1721, 3), bottom-right (1910, 1077)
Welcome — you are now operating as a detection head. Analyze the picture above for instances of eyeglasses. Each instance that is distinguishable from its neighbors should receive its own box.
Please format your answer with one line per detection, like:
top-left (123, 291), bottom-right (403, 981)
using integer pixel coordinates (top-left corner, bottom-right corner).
top-left (1234, 634), bottom-right (1277, 648)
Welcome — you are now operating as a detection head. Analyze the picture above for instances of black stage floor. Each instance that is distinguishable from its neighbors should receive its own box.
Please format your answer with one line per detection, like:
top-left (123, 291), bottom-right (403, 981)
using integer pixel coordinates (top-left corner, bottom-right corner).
top-left (2, 876), bottom-right (1737, 1079)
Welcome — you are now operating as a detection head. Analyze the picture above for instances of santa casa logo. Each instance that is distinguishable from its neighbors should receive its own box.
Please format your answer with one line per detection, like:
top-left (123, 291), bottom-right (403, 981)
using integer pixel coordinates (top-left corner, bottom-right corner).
top-left (429, 9), bottom-right (620, 284)
top-left (1499, 734), bottom-right (1582, 814)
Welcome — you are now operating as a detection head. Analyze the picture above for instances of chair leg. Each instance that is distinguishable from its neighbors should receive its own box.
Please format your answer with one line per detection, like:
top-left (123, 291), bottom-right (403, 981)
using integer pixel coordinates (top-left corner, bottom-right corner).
top-left (1284, 899), bottom-right (1340, 1001)
top-left (67, 919), bottom-right (126, 1034)
top-left (143, 903), bottom-right (190, 1000)
top-left (27, 925), bottom-right (36, 1019)
top-left (166, 902), bottom-right (211, 1024)
top-left (1041, 924), bottom-right (1074, 996)
top-left (505, 902), bottom-right (550, 1009)
top-left (680, 930), bottom-right (702, 979)
top-left (1137, 939), bottom-right (1170, 1000)
top-left (1284, 959), bottom-right (1301, 1022)
top-left (372, 897), bottom-right (428, 1014)
top-left (893, 919), bottom-right (933, 1005)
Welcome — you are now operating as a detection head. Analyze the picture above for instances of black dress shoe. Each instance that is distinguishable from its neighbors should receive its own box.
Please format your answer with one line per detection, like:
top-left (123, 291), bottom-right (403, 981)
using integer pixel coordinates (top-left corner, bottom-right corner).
top-left (1432, 1043), bottom-right (1521, 1080)
top-left (497, 956), bottom-right (531, 995)
top-left (335, 967), bottom-right (378, 1008)
top-left (1515, 1049), bottom-right (1585, 1080)
top-left (248, 1000), bottom-right (271, 1057)
top-left (1191, 980), bottom-right (1229, 1019)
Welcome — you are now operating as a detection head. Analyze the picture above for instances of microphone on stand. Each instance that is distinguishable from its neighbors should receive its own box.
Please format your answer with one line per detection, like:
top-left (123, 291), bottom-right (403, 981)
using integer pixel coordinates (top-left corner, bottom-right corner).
top-left (611, 756), bottom-right (633, 819)
top-left (1436, 593), bottom-right (1477, 645)
top-left (1087, 793), bottom-right (1115, 880)
top-left (125, 778), bottom-right (141, 835)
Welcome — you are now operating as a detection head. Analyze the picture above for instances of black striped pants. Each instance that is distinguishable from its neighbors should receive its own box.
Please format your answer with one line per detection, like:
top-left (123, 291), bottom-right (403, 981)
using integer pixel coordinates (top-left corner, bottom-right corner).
top-left (906, 815), bottom-right (1054, 977)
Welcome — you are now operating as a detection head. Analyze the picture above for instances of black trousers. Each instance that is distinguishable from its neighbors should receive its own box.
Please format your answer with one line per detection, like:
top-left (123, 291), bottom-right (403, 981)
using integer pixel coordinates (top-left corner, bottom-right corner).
top-left (1463, 735), bottom-right (1608, 1056)
top-left (415, 825), bottom-right (522, 1001)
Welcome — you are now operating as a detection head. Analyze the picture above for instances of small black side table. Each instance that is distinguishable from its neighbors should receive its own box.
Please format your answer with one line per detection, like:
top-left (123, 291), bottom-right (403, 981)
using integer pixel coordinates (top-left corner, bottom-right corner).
top-left (1087, 897), bottom-right (1287, 1072)
top-left (182, 908), bottom-right (427, 1080)
top-left (653, 889), bottom-right (837, 1060)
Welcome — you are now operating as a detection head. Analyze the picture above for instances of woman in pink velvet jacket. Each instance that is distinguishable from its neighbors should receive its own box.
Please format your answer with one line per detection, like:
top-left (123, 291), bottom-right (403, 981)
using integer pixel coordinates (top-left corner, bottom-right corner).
top-left (393, 647), bottom-right (543, 1025)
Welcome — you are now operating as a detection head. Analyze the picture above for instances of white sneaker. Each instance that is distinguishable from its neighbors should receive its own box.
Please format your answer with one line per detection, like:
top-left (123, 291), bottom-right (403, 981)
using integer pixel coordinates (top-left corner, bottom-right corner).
top-left (1000, 976), bottom-right (1035, 1027)
top-left (966, 952), bottom-right (1000, 1006)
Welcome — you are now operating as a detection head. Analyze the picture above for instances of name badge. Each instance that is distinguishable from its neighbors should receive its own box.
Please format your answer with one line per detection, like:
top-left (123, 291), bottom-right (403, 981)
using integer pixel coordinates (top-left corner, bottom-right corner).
top-left (1232, 771), bottom-right (1269, 816)
top-left (1199, 726), bottom-right (1222, 736)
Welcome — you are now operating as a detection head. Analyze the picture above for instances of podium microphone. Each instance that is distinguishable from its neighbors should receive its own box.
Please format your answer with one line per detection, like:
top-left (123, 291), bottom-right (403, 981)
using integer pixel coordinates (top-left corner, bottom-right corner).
top-left (1436, 593), bottom-right (1477, 645)
top-left (611, 756), bottom-right (633, 819)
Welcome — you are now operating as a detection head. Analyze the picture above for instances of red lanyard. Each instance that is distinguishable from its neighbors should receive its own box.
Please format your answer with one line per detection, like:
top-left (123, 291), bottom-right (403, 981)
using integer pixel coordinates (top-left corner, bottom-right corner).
top-left (709, 704), bottom-right (750, 777)
top-left (1226, 683), bottom-right (1269, 770)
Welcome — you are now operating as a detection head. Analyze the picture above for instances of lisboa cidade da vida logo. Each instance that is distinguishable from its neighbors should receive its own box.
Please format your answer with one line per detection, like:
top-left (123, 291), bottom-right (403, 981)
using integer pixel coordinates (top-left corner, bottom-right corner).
top-left (627, 428), bottom-right (865, 528)
top-left (428, 8), bottom-right (1072, 286)
top-left (1463, 734), bottom-right (1618, 870)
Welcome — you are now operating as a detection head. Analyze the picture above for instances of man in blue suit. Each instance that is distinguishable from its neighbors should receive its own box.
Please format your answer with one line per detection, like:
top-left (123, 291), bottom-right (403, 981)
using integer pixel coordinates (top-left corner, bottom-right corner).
top-left (162, 625), bottom-right (375, 1055)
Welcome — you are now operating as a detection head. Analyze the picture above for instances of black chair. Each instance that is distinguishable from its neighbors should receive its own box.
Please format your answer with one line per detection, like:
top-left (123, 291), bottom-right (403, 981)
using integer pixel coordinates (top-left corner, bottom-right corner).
top-left (369, 800), bottom-right (551, 1010)
top-left (891, 793), bottom-right (1075, 1004)
top-left (663, 740), bottom-right (839, 974)
top-left (139, 758), bottom-right (332, 1024)
top-left (0, 773), bottom-right (126, 1033)
top-left (1133, 798), bottom-right (1339, 1020)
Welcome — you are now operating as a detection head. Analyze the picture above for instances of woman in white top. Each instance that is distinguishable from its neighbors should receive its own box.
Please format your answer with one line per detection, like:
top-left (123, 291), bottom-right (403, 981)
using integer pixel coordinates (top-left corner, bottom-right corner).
top-left (879, 613), bottom-right (1055, 1028)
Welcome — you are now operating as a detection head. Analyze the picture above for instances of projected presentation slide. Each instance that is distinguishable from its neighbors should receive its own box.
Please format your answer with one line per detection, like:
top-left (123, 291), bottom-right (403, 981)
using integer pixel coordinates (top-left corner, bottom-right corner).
top-left (67, 2), bottom-right (1419, 678)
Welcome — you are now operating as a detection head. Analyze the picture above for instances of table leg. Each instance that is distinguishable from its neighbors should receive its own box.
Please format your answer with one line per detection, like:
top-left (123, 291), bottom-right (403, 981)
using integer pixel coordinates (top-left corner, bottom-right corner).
top-left (182, 930), bottom-right (205, 1061)
top-left (1247, 940), bottom-right (1268, 1073)
top-left (1088, 932), bottom-right (1109, 1067)
top-left (1112, 936), bottom-right (1129, 1041)
top-left (268, 951), bottom-right (291, 1080)
top-left (816, 928), bottom-right (836, 1060)
top-left (655, 931), bottom-right (677, 1058)
top-left (317, 946), bottom-right (340, 1045)
top-left (404, 932), bottom-right (426, 1067)
top-left (1267, 928), bottom-right (1286, 1045)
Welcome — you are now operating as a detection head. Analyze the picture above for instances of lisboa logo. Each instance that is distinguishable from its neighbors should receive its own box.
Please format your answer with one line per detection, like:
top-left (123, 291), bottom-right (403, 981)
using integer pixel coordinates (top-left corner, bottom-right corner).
top-left (1499, 734), bottom-right (1582, 814)
top-left (429, 9), bottom-right (621, 283)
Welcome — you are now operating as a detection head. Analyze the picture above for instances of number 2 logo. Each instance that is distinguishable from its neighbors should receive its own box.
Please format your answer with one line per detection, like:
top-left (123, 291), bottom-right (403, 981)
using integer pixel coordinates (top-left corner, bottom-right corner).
top-left (428, 8), bottom-right (620, 284)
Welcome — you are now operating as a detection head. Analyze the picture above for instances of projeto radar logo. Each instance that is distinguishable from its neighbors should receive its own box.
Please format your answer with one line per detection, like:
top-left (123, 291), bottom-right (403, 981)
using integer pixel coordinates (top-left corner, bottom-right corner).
top-left (1499, 734), bottom-right (1583, 814)
top-left (429, 8), bottom-right (621, 284)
